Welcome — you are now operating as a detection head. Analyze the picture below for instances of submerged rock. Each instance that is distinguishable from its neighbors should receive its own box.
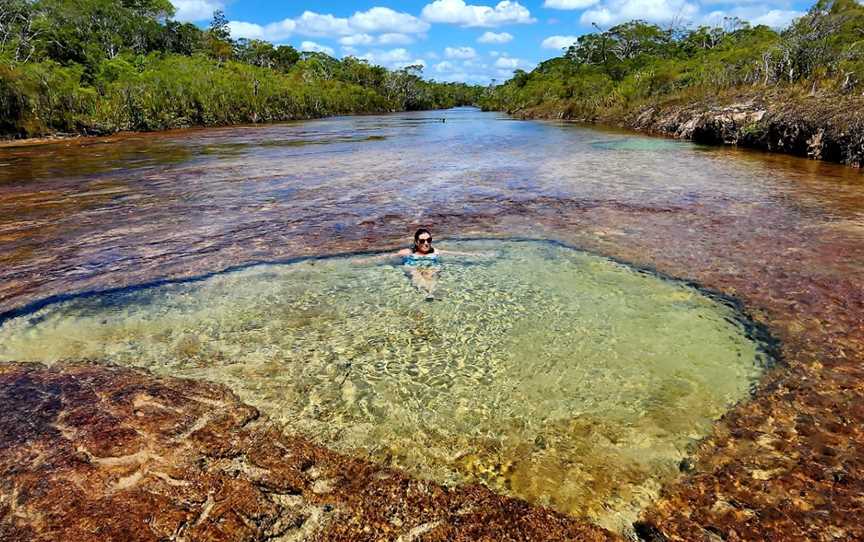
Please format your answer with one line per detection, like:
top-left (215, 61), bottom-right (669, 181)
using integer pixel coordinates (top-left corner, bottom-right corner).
top-left (0, 361), bottom-right (616, 542)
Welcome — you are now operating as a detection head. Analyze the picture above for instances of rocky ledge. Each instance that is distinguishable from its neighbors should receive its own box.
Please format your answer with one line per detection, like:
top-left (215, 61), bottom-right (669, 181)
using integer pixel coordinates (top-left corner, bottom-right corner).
top-left (0, 362), bottom-right (615, 542)
top-left (620, 91), bottom-right (864, 167)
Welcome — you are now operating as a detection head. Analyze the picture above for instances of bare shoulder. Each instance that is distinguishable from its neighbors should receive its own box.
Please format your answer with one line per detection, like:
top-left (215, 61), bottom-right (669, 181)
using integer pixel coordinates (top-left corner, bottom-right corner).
top-left (396, 248), bottom-right (411, 256)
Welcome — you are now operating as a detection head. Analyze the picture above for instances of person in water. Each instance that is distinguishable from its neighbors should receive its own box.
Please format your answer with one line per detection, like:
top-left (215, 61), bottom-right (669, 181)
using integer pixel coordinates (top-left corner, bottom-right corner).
top-left (357, 228), bottom-right (482, 299)
top-left (397, 228), bottom-right (441, 299)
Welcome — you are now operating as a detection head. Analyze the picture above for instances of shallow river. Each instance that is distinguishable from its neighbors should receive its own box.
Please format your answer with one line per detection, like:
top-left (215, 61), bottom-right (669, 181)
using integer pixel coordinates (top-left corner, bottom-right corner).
top-left (1, 108), bottom-right (862, 536)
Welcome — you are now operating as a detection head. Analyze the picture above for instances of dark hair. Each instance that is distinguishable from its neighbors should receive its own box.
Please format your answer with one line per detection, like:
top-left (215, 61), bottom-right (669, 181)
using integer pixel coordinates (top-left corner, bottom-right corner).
top-left (412, 228), bottom-right (434, 253)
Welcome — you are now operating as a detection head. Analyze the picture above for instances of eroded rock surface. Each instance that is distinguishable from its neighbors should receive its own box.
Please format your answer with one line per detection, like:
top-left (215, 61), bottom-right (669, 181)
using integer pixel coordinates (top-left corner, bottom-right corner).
top-left (623, 92), bottom-right (864, 167)
top-left (0, 362), bottom-right (616, 542)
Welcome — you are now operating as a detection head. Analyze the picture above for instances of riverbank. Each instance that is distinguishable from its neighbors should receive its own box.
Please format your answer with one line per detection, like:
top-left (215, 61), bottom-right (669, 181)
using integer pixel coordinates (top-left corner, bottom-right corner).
top-left (503, 87), bottom-right (864, 168)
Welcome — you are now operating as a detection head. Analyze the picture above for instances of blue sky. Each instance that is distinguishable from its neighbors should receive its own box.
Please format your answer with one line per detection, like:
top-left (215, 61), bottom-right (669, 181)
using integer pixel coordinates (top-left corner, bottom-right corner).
top-left (170, 0), bottom-right (813, 83)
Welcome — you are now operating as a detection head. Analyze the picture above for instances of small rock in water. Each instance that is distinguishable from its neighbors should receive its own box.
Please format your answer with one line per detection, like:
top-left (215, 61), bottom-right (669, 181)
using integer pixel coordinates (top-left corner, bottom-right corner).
top-left (678, 458), bottom-right (695, 473)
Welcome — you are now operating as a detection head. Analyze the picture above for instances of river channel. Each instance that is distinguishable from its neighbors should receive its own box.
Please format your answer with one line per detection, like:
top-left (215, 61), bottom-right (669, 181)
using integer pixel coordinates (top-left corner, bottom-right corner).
top-left (1, 108), bottom-right (862, 539)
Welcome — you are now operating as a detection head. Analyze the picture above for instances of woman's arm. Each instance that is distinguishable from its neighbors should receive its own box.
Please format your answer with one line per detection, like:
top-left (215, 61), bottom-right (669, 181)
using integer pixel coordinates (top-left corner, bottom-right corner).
top-left (436, 249), bottom-right (495, 257)
top-left (354, 250), bottom-right (406, 264)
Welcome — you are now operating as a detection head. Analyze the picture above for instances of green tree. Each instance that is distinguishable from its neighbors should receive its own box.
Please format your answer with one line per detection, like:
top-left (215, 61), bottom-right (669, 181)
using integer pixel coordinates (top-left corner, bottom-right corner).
top-left (206, 9), bottom-right (233, 61)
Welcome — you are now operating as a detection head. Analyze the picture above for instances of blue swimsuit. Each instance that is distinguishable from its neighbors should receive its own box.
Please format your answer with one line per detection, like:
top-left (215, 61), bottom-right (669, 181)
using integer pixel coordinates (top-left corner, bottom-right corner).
top-left (403, 251), bottom-right (440, 268)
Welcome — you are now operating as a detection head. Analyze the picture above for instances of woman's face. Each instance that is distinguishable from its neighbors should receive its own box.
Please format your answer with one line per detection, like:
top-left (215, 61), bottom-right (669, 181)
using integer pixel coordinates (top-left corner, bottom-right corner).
top-left (416, 233), bottom-right (432, 253)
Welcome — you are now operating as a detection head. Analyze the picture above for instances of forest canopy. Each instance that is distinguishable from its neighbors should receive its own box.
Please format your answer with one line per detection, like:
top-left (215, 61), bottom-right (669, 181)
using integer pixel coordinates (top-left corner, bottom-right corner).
top-left (479, 0), bottom-right (864, 118)
top-left (0, 1), bottom-right (482, 137)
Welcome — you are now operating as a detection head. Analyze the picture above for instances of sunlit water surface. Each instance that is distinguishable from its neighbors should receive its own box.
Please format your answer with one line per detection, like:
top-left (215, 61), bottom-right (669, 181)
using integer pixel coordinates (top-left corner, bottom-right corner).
top-left (0, 239), bottom-right (769, 531)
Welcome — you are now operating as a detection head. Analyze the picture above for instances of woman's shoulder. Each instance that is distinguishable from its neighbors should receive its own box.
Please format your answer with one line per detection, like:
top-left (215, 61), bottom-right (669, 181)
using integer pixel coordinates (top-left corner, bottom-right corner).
top-left (397, 248), bottom-right (411, 256)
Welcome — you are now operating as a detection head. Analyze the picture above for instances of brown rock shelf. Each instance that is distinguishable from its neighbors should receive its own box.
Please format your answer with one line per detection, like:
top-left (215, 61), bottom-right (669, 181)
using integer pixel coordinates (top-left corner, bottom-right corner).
top-left (0, 362), bottom-right (616, 542)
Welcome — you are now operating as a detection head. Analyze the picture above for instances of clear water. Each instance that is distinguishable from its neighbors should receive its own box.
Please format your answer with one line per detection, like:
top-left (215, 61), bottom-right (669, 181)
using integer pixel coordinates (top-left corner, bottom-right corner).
top-left (0, 239), bottom-right (766, 531)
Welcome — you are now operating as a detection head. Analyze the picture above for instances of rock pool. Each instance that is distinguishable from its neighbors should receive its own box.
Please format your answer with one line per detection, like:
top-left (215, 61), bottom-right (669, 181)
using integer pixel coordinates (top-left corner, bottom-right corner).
top-left (0, 239), bottom-right (772, 531)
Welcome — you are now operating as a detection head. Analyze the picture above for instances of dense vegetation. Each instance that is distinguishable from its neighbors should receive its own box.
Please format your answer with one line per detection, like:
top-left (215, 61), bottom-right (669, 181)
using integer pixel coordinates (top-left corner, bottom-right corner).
top-left (480, 0), bottom-right (864, 119)
top-left (0, 1), bottom-right (482, 138)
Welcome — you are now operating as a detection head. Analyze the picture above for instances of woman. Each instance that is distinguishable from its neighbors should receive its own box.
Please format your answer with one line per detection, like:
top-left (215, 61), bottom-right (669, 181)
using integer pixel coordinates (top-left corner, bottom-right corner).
top-left (357, 228), bottom-right (481, 300)
top-left (397, 228), bottom-right (441, 300)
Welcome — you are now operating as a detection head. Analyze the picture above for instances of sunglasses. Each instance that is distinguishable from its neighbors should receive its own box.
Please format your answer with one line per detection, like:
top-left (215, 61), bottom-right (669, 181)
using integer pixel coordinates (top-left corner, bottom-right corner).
top-left (417, 238), bottom-right (432, 244)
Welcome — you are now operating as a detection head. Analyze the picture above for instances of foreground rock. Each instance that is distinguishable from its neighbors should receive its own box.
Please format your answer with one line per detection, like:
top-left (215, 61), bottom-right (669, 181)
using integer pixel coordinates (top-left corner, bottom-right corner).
top-left (0, 362), bottom-right (616, 542)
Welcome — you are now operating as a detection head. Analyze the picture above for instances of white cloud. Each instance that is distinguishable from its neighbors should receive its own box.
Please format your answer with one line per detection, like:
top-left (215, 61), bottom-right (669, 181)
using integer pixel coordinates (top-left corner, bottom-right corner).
top-left (230, 7), bottom-right (430, 46)
top-left (421, 0), bottom-right (535, 27)
top-left (489, 50), bottom-right (500, 56)
top-left (478, 31), bottom-right (513, 43)
top-left (543, 0), bottom-right (599, 9)
top-left (229, 19), bottom-right (296, 41)
top-left (750, 9), bottom-right (802, 27)
top-left (301, 41), bottom-right (335, 56)
top-left (431, 51), bottom-right (525, 83)
top-left (375, 48), bottom-right (412, 63)
top-left (580, 0), bottom-right (698, 26)
top-left (494, 56), bottom-right (520, 69)
top-left (542, 35), bottom-right (578, 49)
top-left (339, 33), bottom-right (375, 46)
top-left (445, 46), bottom-right (477, 59)
top-left (340, 32), bottom-right (416, 47)
top-left (378, 33), bottom-right (415, 45)
top-left (228, 21), bottom-right (265, 40)
top-left (349, 7), bottom-right (431, 34)
top-left (705, 8), bottom-right (802, 29)
top-left (359, 48), bottom-right (426, 70)
top-left (294, 11), bottom-right (352, 37)
top-left (171, 0), bottom-right (221, 22)
top-left (571, 0), bottom-right (799, 31)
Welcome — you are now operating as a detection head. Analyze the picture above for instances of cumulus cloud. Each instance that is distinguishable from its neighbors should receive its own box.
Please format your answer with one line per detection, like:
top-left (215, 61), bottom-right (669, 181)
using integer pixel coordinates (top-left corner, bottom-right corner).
top-left (580, 0), bottom-right (698, 26)
top-left (358, 48), bottom-right (426, 69)
top-left (750, 9), bottom-right (802, 28)
top-left (478, 31), bottom-right (513, 43)
top-left (228, 19), bottom-right (296, 42)
top-left (300, 41), bottom-right (335, 56)
top-left (542, 35), bottom-right (578, 49)
top-left (378, 33), bottom-right (415, 45)
top-left (432, 59), bottom-right (497, 83)
top-left (339, 33), bottom-right (375, 46)
top-left (574, 0), bottom-right (800, 30)
top-left (369, 48), bottom-right (412, 63)
top-left (543, 0), bottom-right (599, 9)
top-left (171, 0), bottom-right (221, 22)
top-left (705, 8), bottom-right (803, 29)
top-left (294, 11), bottom-right (352, 36)
top-left (349, 7), bottom-right (430, 34)
top-left (494, 56), bottom-right (520, 69)
top-left (431, 50), bottom-right (525, 83)
top-left (340, 32), bottom-right (416, 47)
top-left (230, 7), bottom-right (429, 43)
top-left (445, 46), bottom-right (478, 59)
top-left (421, 0), bottom-right (535, 27)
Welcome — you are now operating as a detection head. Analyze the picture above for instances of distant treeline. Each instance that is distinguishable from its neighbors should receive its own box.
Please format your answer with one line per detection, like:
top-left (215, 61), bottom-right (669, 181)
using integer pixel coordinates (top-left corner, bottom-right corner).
top-left (479, 0), bottom-right (864, 118)
top-left (0, 1), bottom-right (482, 138)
